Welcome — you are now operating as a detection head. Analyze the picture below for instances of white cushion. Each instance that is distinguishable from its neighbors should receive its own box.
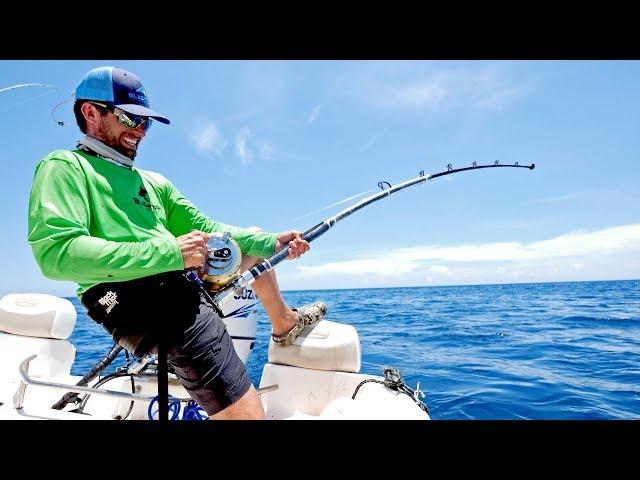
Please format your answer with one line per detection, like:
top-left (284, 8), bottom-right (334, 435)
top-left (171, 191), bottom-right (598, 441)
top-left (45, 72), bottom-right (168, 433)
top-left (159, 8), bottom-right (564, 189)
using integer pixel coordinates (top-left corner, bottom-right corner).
top-left (268, 320), bottom-right (361, 373)
top-left (0, 294), bottom-right (76, 340)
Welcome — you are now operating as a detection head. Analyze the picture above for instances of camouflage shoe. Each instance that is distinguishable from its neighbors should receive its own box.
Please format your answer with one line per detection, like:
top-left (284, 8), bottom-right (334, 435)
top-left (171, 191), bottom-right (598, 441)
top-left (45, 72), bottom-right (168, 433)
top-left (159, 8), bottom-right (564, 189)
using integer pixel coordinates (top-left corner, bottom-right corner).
top-left (271, 302), bottom-right (327, 347)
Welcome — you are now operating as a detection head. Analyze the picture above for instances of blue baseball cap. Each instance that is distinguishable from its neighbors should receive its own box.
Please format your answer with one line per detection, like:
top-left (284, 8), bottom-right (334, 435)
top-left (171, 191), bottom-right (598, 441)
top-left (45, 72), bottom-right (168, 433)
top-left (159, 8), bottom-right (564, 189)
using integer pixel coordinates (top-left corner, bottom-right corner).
top-left (75, 66), bottom-right (170, 124)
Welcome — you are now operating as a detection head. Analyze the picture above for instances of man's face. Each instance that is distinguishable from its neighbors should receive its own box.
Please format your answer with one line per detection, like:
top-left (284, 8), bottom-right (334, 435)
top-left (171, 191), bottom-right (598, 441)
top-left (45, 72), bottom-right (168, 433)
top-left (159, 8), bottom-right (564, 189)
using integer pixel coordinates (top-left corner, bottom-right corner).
top-left (93, 107), bottom-right (146, 160)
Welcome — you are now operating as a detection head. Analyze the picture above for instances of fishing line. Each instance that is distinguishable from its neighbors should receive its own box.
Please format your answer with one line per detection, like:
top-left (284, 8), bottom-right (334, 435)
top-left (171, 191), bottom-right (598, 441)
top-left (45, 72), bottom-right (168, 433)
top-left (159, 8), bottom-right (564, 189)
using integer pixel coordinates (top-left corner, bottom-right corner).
top-left (287, 187), bottom-right (380, 225)
top-left (51, 97), bottom-right (74, 126)
top-left (0, 83), bottom-right (58, 113)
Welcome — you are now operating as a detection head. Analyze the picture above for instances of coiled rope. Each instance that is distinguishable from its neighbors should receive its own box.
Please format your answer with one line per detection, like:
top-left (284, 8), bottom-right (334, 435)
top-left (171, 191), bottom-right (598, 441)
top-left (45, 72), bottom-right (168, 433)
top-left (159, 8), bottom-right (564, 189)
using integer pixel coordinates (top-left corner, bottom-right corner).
top-left (147, 395), bottom-right (208, 420)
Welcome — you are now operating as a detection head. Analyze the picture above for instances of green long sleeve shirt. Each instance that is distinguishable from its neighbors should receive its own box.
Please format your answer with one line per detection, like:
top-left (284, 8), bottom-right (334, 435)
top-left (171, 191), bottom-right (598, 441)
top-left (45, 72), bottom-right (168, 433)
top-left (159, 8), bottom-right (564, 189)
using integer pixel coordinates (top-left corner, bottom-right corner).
top-left (27, 149), bottom-right (277, 297)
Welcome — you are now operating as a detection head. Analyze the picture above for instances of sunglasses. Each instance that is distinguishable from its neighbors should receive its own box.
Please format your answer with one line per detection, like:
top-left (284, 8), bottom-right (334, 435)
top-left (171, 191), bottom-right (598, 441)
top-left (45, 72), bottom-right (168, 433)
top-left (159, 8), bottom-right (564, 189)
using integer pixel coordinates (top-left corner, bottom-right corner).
top-left (90, 102), bottom-right (153, 131)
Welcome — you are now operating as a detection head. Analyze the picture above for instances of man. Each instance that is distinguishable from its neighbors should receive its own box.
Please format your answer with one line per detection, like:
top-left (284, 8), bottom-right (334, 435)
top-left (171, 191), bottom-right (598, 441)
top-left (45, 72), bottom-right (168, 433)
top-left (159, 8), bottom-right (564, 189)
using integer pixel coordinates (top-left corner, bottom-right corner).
top-left (27, 66), bottom-right (326, 419)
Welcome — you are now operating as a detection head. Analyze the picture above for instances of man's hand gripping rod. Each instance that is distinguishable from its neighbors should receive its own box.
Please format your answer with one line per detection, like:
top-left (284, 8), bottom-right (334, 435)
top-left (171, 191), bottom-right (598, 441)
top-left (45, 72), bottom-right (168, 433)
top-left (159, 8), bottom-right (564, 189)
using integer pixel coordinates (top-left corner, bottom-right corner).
top-left (212, 162), bottom-right (534, 316)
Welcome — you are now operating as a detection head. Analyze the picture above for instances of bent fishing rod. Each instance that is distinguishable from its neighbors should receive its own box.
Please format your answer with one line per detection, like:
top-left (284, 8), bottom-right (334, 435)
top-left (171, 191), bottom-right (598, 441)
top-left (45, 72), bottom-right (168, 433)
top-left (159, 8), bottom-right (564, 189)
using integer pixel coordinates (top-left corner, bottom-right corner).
top-left (212, 161), bottom-right (535, 316)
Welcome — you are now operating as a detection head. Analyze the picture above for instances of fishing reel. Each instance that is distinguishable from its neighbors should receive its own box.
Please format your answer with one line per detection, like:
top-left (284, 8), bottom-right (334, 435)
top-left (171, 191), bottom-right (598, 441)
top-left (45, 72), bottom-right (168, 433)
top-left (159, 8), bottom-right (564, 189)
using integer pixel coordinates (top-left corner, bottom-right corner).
top-left (199, 232), bottom-right (242, 292)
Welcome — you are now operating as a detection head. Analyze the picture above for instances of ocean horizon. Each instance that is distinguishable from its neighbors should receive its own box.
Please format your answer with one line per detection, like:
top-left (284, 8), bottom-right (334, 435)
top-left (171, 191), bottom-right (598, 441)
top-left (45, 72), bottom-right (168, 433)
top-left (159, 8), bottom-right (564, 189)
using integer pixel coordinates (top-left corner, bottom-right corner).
top-left (281, 277), bottom-right (640, 293)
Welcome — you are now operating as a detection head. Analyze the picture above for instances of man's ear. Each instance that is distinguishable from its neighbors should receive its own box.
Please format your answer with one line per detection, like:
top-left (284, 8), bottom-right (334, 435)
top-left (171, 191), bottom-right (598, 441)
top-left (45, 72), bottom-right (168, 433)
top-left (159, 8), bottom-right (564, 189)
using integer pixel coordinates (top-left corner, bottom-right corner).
top-left (80, 102), bottom-right (101, 129)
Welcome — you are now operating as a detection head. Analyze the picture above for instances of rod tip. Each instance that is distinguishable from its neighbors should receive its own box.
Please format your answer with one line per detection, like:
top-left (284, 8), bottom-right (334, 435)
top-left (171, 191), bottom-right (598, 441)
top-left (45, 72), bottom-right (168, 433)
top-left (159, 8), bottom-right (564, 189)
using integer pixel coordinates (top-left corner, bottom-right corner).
top-left (529, 164), bottom-right (535, 170)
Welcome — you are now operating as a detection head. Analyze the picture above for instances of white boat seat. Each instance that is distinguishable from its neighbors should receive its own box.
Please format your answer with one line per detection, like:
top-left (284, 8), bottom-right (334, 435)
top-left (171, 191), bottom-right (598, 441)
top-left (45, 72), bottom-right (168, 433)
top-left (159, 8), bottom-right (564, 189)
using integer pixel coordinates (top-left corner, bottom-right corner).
top-left (0, 293), bottom-right (76, 340)
top-left (267, 319), bottom-right (361, 373)
top-left (0, 294), bottom-right (77, 379)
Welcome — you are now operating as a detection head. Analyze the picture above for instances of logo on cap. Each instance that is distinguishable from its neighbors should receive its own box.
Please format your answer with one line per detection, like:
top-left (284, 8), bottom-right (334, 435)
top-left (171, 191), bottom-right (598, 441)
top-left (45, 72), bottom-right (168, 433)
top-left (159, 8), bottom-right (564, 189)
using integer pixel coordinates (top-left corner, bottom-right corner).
top-left (128, 91), bottom-right (148, 104)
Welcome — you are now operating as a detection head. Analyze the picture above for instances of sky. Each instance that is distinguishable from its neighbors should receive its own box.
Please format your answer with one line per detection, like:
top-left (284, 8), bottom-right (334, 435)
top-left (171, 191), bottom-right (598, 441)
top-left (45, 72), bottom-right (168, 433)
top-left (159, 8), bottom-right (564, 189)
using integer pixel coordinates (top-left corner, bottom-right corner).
top-left (0, 60), bottom-right (639, 297)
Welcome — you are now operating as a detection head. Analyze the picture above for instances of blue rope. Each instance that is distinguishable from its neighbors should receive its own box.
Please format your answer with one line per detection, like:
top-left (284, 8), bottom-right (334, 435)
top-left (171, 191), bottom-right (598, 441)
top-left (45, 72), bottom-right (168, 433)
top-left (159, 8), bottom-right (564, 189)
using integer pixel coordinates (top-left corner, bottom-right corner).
top-left (147, 395), bottom-right (181, 421)
top-left (182, 400), bottom-right (208, 421)
top-left (147, 395), bottom-right (207, 421)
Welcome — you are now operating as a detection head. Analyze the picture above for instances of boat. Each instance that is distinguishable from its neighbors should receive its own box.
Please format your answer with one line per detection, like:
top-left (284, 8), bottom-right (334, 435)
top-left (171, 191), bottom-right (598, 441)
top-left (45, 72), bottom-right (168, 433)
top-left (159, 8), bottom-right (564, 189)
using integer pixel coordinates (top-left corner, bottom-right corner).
top-left (0, 288), bottom-right (430, 420)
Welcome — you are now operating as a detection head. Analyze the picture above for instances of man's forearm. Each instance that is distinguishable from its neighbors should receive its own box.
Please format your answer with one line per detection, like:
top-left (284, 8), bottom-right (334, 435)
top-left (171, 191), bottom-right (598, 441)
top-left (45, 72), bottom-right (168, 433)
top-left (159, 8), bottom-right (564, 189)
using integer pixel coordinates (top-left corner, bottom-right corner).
top-left (31, 234), bottom-right (184, 284)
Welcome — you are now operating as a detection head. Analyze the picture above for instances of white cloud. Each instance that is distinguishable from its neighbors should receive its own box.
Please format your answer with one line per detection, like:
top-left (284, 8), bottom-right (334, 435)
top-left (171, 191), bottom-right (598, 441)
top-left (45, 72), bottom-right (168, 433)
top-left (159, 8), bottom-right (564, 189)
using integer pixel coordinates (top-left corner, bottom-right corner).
top-left (392, 71), bottom-right (531, 112)
top-left (359, 128), bottom-right (388, 151)
top-left (258, 141), bottom-right (276, 160)
top-left (485, 220), bottom-right (535, 230)
top-left (296, 224), bottom-right (640, 278)
top-left (466, 69), bottom-right (533, 110)
top-left (298, 258), bottom-right (418, 277)
top-left (228, 128), bottom-right (307, 169)
top-left (528, 192), bottom-right (584, 204)
top-left (256, 140), bottom-right (309, 164)
top-left (428, 265), bottom-right (451, 275)
top-left (351, 65), bottom-right (534, 113)
top-left (394, 80), bottom-right (447, 109)
top-left (235, 126), bottom-right (253, 166)
top-left (473, 84), bottom-right (529, 110)
top-left (306, 104), bottom-right (322, 125)
top-left (395, 224), bottom-right (640, 262)
top-left (190, 122), bottom-right (228, 158)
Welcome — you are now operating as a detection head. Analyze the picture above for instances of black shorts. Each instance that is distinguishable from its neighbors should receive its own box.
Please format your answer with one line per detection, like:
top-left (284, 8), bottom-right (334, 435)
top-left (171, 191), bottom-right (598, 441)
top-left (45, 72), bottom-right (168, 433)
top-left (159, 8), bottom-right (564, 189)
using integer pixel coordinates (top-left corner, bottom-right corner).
top-left (81, 272), bottom-right (252, 415)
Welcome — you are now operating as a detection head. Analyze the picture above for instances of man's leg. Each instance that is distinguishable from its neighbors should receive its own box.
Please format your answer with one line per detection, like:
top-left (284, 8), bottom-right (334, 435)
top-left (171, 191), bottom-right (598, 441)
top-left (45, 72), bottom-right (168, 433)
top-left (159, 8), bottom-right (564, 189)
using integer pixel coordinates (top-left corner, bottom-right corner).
top-left (241, 252), bottom-right (300, 338)
top-left (240, 226), bottom-right (311, 338)
top-left (210, 385), bottom-right (265, 420)
top-left (169, 317), bottom-right (267, 420)
top-left (165, 273), bottom-right (268, 420)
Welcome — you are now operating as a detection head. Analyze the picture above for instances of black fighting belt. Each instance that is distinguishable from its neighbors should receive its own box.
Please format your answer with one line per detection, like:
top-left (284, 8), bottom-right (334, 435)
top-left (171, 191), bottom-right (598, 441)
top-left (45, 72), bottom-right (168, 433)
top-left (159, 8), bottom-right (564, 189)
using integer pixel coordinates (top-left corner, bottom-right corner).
top-left (81, 271), bottom-right (201, 357)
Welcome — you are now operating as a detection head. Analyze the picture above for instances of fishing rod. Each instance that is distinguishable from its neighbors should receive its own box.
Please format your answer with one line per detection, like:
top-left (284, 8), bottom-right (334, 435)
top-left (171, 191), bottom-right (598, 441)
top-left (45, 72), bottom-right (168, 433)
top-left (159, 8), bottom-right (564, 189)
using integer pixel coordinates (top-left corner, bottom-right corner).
top-left (212, 161), bottom-right (535, 316)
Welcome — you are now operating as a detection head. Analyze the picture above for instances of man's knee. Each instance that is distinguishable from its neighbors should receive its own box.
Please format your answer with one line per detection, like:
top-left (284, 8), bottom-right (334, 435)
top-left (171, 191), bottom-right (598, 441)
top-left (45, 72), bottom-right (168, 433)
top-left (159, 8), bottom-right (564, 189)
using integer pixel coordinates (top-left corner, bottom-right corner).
top-left (210, 385), bottom-right (266, 420)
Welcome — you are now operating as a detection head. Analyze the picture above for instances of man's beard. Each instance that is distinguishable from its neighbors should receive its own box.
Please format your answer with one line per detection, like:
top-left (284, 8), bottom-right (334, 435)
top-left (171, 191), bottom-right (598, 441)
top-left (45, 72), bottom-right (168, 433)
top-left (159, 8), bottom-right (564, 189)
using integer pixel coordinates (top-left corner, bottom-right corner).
top-left (97, 123), bottom-right (138, 160)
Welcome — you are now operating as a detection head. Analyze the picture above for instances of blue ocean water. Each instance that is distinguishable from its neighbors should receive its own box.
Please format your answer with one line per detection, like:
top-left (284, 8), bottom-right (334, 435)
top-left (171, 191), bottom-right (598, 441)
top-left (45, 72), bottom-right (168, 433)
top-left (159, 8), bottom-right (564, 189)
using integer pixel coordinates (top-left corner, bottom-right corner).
top-left (67, 279), bottom-right (640, 419)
